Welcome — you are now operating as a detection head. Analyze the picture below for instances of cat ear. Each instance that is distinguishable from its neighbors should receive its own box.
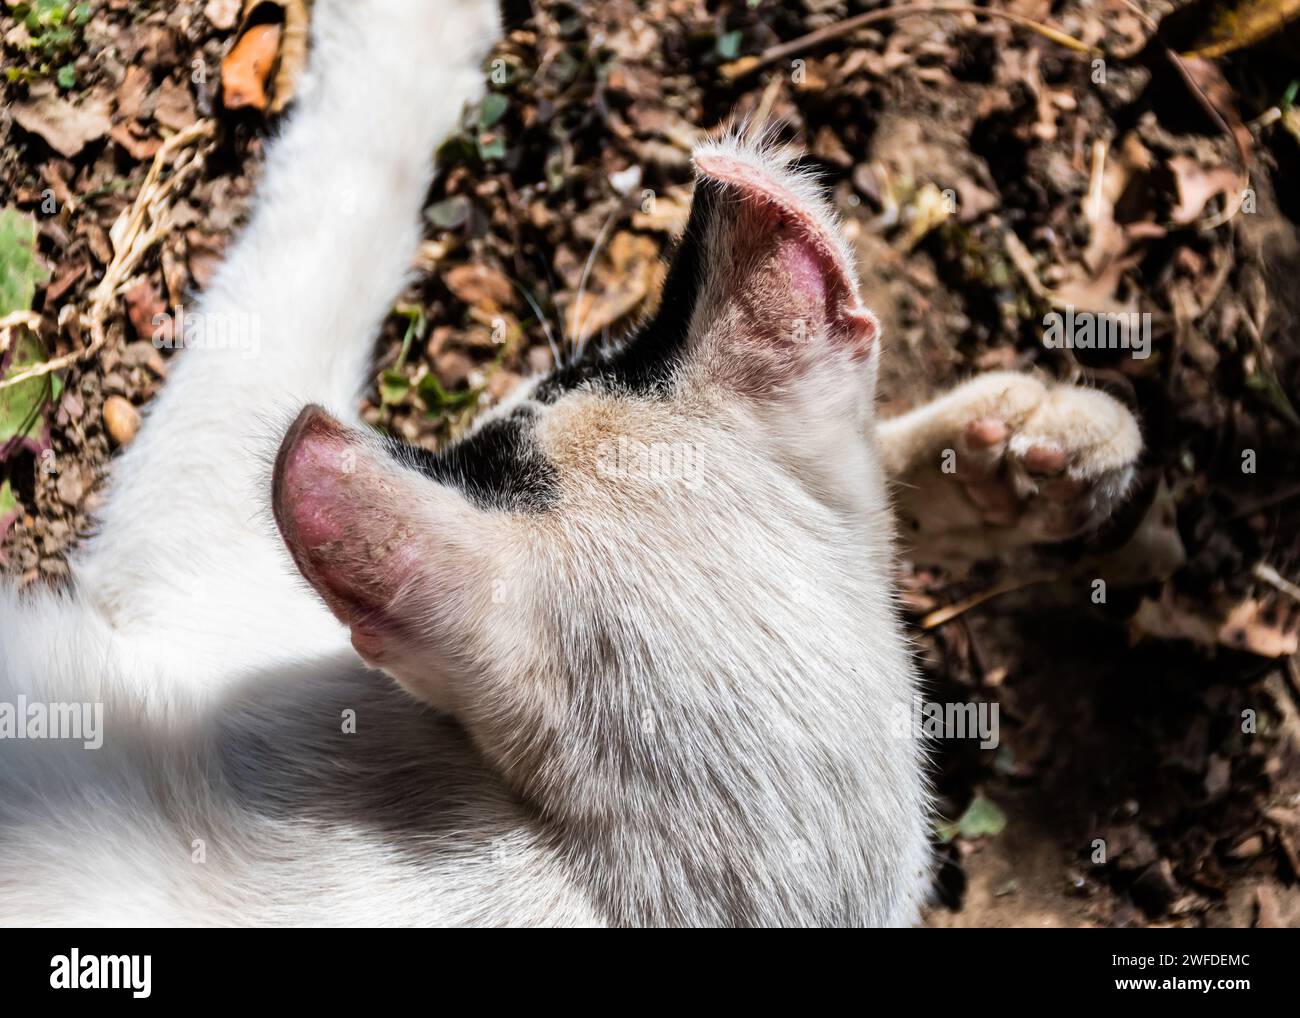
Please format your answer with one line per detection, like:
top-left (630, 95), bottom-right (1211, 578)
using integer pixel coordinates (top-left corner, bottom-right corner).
top-left (271, 406), bottom-right (497, 674)
top-left (644, 139), bottom-right (878, 394)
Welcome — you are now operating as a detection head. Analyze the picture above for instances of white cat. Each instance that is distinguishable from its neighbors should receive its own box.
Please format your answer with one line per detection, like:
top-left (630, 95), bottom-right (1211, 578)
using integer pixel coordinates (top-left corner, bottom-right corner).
top-left (0, 0), bottom-right (1140, 926)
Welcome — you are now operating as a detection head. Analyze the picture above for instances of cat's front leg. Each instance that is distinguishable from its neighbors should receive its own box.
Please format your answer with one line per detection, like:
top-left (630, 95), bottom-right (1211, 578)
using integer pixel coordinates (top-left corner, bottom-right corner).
top-left (876, 371), bottom-right (1141, 567)
top-left (68, 0), bottom-right (502, 687)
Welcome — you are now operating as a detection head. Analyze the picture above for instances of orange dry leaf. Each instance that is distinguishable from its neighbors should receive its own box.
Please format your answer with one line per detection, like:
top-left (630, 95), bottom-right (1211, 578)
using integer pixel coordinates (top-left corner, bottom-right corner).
top-left (221, 22), bottom-right (282, 111)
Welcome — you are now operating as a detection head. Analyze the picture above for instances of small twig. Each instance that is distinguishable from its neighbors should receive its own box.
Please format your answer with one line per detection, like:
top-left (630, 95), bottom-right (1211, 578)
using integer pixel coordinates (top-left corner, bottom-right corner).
top-left (1163, 52), bottom-right (1250, 231)
top-left (568, 206), bottom-right (620, 354)
top-left (1085, 138), bottom-right (1107, 226)
top-left (722, 3), bottom-right (1101, 80)
top-left (0, 119), bottom-right (216, 393)
top-left (0, 310), bottom-right (44, 358)
top-left (0, 314), bottom-right (105, 391)
top-left (920, 574), bottom-right (1054, 630)
top-left (1229, 482), bottom-right (1300, 521)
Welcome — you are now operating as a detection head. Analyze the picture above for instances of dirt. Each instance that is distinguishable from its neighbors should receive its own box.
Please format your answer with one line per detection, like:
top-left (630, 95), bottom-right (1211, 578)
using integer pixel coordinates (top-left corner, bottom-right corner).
top-left (3, 0), bottom-right (1300, 926)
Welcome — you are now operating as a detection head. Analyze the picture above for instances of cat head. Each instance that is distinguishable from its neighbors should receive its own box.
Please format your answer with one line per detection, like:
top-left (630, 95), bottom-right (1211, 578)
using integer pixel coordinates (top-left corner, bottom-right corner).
top-left (271, 135), bottom-right (901, 809)
top-left (271, 136), bottom-right (927, 924)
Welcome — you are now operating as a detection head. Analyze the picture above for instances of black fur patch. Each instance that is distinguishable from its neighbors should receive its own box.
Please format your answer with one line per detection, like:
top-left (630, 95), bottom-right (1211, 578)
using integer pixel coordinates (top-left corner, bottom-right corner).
top-left (387, 407), bottom-right (558, 513)
top-left (533, 179), bottom-right (719, 402)
top-left (396, 181), bottom-right (718, 511)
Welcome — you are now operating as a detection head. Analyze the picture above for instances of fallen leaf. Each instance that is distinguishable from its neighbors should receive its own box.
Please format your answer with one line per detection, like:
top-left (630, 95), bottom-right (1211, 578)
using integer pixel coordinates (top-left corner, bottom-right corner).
top-left (11, 91), bottom-right (112, 158)
top-left (115, 65), bottom-right (152, 121)
top-left (631, 189), bottom-right (690, 234)
top-left (221, 22), bottom-right (282, 111)
top-left (154, 77), bottom-right (197, 132)
top-left (937, 794), bottom-right (1007, 843)
top-left (0, 327), bottom-right (60, 459)
top-left (1160, 0), bottom-right (1300, 59)
top-left (1131, 587), bottom-right (1300, 657)
top-left (1168, 156), bottom-right (1241, 225)
top-left (564, 232), bottom-right (662, 345)
top-left (1083, 132), bottom-right (1155, 276)
top-left (0, 480), bottom-right (18, 544)
top-left (43, 261), bottom-right (86, 305)
top-left (899, 183), bottom-right (951, 253)
top-left (444, 264), bottom-right (517, 314)
top-left (425, 195), bottom-right (475, 232)
top-left (110, 124), bottom-right (162, 162)
top-left (226, 0), bottom-right (311, 114)
top-left (123, 279), bottom-right (168, 343)
top-left (0, 209), bottom-right (49, 317)
top-left (1174, 58), bottom-right (1252, 206)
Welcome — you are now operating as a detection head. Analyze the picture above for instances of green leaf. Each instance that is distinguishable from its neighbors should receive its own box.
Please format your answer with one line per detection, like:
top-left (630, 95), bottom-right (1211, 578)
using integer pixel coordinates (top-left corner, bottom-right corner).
top-left (0, 326), bottom-right (57, 457)
top-left (425, 195), bottom-right (471, 231)
top-left (476, 131), bottom-right (507, 162)
top-left (416, 371), bottom-right (480, 414)
top-left (716, 30), bottom-right (743, 60)
top-left (56, 62), bottom-right (75, 89)
top-left (0, 208), bottom-right (56, 459)
top-left (0, 208), bottom-right (48, 317)
top-left (1245, 366), bottom-right (1300, 429)
top-left (936, 794), bottom-right (1007, 843)
top-left (0, 479), bottom-right (18, 542)
top-left (478, 92), bottom-right (508, 128)
top-left (378, 369), bottom-right (410, 406)
top-left (392, 302), bottom-right (426, 370)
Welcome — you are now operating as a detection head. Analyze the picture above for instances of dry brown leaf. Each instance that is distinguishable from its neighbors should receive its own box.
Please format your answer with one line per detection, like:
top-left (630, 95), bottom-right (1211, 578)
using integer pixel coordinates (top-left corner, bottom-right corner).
top-left (564, 232), bottom-right (662, 345)
top-left (1173, 57), bottom-right (1251, 219)
top-left (631, 189), bottom-right (690, 235)
top-left (1177, 0), bottom-right (1300, 59)
top-left (1083, 133), bottom-right (1155, 275)
top-left (1004, 231), bottom-right (1138, 316)
top-left (115, 65), bottom-right (152, 121)
top-left (1168, 155), bottom-right (1241, 225)
top-left (221, 23), bottom-right (282, 111)
top-left (444, 264), bottom-right (517, 314)
top-left (123, 279), bottom-right (167, 343)
top-left (154, 78), bottom-right (197, 132)
top-left (109, 124), bottom-right (161, 162)
top-left (1131, 586), bottom-right (1300, 657)
top-left (11, 91), bottom-right (111, 158)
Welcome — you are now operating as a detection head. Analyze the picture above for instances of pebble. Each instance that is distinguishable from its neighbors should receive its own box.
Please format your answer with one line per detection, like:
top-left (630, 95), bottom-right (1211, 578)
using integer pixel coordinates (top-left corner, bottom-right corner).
top-left (103, 395), bottom-right (141, 446)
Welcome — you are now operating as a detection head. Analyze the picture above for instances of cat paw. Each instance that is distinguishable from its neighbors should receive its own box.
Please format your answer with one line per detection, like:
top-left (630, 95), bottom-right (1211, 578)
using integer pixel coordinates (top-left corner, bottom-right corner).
top-left (887, 372), bottom-right (1142, 562)
top-left (952, 374), bottom-right (1140, 540)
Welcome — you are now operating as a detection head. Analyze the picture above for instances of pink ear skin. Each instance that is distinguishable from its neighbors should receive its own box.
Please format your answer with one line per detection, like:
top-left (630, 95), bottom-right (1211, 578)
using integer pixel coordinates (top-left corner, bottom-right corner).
top-left (692, 150), bottom-right (878, 358)
top-left (272, 405), bottom-right (419, 660)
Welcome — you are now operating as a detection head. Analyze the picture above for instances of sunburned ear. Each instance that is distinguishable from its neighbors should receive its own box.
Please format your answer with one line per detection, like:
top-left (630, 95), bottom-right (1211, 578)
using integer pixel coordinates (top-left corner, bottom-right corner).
top-left (647, 138), bottom-right (879, 395)
top-left (271, 406), bottom-right (498, 693)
